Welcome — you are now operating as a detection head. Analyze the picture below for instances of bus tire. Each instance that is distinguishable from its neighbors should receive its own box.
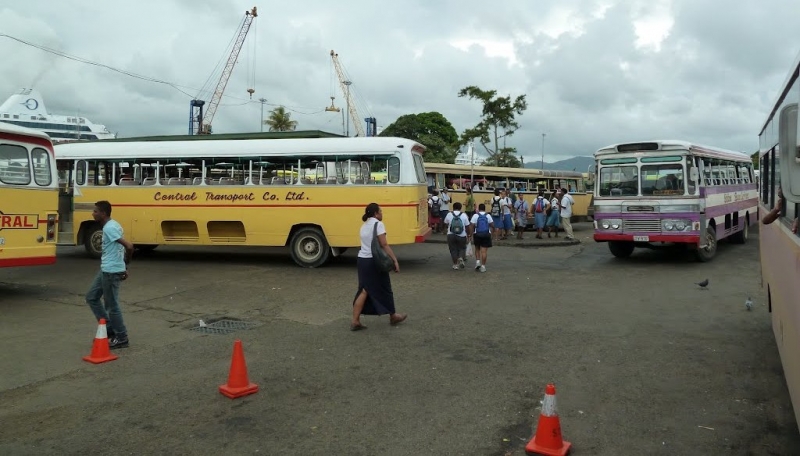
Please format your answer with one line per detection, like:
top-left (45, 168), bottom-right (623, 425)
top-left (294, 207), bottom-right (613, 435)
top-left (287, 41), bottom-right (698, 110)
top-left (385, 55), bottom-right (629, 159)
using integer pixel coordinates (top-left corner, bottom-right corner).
top-left (608, 241), bottom-right (634, 258)
top-left (730, 216), bottom-right (749, 244)
top-left (84, 224), bottom-right (103, 259)
top-left (695, 225), bottom-right (717, 262)
top-left (289, 227), bottom-right (330, 268)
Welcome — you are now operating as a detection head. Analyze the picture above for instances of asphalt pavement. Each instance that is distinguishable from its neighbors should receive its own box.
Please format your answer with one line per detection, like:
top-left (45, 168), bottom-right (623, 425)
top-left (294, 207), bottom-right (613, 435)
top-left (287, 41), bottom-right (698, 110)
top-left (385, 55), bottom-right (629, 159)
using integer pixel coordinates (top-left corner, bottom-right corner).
top-left (0, 223), bottom-right (798, 455)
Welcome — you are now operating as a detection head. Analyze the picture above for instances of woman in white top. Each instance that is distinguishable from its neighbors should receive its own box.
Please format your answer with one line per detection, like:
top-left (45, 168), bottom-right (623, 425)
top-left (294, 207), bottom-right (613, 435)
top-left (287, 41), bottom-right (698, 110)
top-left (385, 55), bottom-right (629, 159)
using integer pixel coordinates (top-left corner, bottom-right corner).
top-left (351, 203), bottom-right (407, 331)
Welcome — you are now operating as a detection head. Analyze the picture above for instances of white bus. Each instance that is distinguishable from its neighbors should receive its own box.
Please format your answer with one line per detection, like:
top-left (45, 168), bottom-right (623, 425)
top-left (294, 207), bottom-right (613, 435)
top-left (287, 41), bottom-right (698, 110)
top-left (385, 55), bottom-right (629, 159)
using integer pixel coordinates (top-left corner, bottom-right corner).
top-left (592, 140), bottom-right (757, 261)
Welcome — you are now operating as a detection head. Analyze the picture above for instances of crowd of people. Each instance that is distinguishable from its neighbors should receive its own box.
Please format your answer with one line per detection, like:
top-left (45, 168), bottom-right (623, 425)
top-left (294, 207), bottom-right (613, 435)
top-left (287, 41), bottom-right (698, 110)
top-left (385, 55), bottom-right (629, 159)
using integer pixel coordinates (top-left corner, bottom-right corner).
top-left (427, 187), bottom-right (575, 242)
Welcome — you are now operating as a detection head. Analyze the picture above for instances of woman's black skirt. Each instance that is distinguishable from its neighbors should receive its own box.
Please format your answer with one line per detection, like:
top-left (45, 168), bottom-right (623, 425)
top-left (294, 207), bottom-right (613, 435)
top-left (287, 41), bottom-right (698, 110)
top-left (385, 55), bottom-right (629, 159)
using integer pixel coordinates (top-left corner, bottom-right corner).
top-left (353, 257), bottom-right (396, 315)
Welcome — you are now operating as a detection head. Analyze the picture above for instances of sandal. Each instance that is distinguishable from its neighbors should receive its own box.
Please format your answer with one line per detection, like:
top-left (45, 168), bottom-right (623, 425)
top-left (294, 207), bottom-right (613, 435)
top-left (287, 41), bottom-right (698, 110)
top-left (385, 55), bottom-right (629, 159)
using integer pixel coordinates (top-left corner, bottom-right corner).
top-left (389, 314), bottom-right (407, 326)
top-left (350, 323), bottom-right (367, 331)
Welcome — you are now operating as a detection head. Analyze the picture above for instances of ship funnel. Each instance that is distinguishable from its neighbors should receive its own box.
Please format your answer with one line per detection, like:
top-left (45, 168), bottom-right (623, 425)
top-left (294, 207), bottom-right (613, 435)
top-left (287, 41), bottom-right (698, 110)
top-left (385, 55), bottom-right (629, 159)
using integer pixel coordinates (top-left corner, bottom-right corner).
top-left (0, 88), bottom-right (49, 117)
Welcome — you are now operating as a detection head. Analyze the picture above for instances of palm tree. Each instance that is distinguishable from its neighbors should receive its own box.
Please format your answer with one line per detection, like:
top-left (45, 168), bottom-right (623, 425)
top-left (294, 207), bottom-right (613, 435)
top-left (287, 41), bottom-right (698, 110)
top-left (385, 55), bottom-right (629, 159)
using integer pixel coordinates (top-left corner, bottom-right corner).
top-left (264, 106), bottom-right (298, 132)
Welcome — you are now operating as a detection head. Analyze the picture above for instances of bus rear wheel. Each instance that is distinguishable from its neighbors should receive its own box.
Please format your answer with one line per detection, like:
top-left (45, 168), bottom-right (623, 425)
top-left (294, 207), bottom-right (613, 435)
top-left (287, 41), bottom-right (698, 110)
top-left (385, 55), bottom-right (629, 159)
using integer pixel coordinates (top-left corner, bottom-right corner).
top-left (730, 217), bottom-right (749, 244)
top-left (695, 225), bottom-right (717, 262)
top-left (290, 227), bottom-right (330, 268)
top-left (84, 224), bottom-right (103, 259)
top-left (608, 241), bottom-right (635, 258)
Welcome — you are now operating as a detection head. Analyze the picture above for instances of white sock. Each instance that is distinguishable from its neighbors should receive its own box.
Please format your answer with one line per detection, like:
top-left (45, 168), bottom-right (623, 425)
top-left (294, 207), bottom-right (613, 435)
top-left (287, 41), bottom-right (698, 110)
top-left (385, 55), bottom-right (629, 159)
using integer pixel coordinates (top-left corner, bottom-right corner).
top-left (476, 260), bottom-right (481, 266)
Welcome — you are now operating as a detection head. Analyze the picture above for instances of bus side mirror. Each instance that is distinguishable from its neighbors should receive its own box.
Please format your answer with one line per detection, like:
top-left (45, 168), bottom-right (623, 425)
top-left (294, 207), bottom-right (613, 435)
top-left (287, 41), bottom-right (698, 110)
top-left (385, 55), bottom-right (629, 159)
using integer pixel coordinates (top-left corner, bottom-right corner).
top-left (779, 103), bottom-right (800, 203)
top-left (689, 167), bottom-right (699, 182)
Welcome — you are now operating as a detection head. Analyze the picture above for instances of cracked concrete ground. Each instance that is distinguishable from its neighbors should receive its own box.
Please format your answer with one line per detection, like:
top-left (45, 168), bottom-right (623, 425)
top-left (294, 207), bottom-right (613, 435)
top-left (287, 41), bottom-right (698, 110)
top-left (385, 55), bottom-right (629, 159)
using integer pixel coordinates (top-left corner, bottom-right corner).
top-left (0, 224), bottom-right (798, 455)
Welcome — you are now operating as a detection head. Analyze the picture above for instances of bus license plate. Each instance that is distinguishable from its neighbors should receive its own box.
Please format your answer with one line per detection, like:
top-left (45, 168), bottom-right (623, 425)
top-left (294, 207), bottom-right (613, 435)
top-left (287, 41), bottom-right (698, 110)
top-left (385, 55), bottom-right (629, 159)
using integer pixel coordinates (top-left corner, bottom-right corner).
top-left (633, 236), bottom-right (649, 242)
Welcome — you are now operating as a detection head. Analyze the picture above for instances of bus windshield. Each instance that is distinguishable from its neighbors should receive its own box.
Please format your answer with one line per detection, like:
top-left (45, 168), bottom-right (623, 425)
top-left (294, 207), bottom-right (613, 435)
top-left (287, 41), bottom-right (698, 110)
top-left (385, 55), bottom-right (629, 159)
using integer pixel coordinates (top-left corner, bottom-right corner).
top-left (598, 166), bottom-right (638, 196)
top-left (641, 164), bottom-right (684, 196)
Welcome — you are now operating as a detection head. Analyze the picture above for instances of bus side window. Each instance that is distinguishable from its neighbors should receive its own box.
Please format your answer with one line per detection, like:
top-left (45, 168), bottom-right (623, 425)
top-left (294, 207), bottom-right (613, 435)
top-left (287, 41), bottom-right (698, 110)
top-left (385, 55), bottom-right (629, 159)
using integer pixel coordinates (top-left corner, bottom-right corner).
top-left (75, 160), bottom-right (87, 186)
top-left (387, 157), bottom-right (400, 184)
top-left (31, 147), bottom-right (52, 186)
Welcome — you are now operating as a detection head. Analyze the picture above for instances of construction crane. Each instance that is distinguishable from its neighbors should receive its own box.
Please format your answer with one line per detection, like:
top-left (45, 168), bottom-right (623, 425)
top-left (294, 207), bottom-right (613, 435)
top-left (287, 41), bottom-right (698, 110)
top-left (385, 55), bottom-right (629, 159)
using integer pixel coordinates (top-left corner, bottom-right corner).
top-left (329, 50), bottom-right (376, 137)
top-left (190, 6), bottom-right (257, 135)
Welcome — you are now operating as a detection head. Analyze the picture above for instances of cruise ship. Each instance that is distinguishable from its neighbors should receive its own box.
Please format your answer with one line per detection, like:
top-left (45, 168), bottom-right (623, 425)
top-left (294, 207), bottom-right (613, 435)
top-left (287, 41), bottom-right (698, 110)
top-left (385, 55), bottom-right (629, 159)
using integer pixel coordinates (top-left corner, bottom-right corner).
top-left (454, 142), bottom-right (485, 166)
top-left (0, 88), bottom-right (116, 142)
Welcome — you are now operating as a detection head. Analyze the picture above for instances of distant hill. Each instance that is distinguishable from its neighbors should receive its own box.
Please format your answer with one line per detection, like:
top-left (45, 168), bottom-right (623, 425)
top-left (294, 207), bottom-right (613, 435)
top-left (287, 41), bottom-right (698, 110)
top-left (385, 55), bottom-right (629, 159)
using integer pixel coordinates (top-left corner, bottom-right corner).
top-left (524, 156), bottom-right (594, 172)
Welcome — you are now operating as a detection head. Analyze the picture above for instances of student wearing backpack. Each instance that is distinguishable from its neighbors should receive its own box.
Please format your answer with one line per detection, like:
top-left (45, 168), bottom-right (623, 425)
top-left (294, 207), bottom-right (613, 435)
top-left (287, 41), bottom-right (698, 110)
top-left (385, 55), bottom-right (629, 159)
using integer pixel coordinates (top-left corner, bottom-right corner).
top-left (428, 190), bottom-right (442, 234)
top-left (532, 190), bottom-right (550, 240)
top-left (546, 190), bottom-right (562, 238)
top-left (468, 203), bottom-right (494, 273)
top-left (444, 202), bottom-right (470, 270)
top-left (489, 189), bottom-right (505, 241)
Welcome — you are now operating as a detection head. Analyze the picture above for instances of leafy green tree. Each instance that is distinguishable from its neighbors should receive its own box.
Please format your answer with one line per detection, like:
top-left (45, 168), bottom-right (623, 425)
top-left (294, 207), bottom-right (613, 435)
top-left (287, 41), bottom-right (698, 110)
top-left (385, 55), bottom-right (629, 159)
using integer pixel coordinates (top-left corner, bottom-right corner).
top-left (751, 151), bottom-right (759, 169)
top-left (264, 106), bottom-right (298, 132)
top-left (482, 147), bottom-right (521, 167)
top-left (379, 112), bottom-right (459, 163)
top-left (458, 86), bottom-right (528, 168)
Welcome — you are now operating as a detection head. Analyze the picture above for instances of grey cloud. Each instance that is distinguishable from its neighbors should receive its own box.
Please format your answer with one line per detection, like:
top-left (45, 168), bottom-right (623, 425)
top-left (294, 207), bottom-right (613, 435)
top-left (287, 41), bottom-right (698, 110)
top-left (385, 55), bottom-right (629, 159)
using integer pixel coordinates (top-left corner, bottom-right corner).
top-left (0, 0), bottom-right (797, 162)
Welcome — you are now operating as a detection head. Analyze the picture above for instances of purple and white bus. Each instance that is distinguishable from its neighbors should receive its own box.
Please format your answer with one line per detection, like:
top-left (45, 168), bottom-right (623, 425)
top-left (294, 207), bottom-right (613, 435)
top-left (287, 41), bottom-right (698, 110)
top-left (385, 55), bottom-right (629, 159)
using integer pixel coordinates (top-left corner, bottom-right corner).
top-left (592, 140), bottom-right (757, 261)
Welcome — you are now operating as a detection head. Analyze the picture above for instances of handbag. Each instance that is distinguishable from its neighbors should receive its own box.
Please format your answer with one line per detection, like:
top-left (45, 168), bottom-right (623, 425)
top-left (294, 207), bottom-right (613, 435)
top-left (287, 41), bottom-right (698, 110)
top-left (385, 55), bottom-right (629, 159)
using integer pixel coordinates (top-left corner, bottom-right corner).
top-left (371, 222), bottom-right (395, 272)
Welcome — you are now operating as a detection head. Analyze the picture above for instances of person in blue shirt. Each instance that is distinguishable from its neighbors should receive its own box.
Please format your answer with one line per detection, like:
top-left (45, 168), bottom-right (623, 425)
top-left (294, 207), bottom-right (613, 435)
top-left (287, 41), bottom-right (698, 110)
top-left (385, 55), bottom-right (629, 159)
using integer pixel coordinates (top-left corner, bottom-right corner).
top-left (85, 200), bottom-right (134, 349)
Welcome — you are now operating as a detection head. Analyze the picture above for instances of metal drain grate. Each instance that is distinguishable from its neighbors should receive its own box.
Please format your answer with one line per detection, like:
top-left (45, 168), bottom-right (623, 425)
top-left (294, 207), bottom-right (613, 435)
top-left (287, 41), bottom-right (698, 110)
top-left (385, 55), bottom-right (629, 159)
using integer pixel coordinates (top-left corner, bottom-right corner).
top-left (191, 319), bottom-right (260, 335)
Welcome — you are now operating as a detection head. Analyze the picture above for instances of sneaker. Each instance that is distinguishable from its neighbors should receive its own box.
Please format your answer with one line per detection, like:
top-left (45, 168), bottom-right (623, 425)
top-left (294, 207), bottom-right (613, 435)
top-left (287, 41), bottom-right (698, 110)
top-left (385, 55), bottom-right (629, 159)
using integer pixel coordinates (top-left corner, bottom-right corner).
top-left (109, 336), bottom-right (129, 350)
top-left (452, 264), bottom-right (459, 270)
top-left (479, 265), bottom-right (487, 273)
top-left (458, 258), bottom-right (465, 269)
top-left (475, 260), bottom-right (481, 270)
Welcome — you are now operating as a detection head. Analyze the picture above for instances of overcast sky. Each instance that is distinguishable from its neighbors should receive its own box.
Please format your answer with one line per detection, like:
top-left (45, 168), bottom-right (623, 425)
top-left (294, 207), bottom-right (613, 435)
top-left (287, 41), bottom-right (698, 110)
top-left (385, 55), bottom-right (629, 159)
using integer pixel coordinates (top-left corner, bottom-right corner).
top-left (1, 0), bottom-right (798, 162)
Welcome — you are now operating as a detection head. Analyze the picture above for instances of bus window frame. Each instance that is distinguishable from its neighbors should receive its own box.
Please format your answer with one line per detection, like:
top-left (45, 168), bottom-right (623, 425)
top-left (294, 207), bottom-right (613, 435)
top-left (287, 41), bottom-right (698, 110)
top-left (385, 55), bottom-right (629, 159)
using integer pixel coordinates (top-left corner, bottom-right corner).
top-left (0, 143), bottom-right (32, 186)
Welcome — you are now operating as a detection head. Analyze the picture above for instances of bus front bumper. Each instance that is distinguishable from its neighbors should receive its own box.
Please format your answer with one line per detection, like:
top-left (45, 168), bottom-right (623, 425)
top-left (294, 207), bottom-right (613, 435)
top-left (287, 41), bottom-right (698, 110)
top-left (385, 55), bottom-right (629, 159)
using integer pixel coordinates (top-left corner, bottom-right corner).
top-left (415, 227), bottom-right (432, 243)
top-left (594, 233), bottom-right (700, 244)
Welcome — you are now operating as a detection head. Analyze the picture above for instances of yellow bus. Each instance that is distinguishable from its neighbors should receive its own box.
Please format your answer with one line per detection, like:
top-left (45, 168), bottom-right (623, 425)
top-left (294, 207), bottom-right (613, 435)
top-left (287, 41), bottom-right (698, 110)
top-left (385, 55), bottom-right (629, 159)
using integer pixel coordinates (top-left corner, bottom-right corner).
top-left (423, 162), bottom-right (592, 221)
top-left (53, 136), bottom-right (432, 267)
top-left (0, 123), bottom-right (59, 268)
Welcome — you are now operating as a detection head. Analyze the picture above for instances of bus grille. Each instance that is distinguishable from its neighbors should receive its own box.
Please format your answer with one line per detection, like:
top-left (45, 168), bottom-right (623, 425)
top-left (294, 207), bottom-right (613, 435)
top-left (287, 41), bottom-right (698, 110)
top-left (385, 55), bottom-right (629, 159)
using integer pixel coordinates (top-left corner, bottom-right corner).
top-left (623, 219), bottom-right (661, 233)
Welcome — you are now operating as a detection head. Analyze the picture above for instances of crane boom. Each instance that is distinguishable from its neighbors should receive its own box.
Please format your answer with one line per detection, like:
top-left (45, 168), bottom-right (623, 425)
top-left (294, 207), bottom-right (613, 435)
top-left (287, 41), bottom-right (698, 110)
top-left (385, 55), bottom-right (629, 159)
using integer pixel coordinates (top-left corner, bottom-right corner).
top-left (330, 50), bottom-right (365, 137)
top-left (200, 6), bottom-right (258, 134)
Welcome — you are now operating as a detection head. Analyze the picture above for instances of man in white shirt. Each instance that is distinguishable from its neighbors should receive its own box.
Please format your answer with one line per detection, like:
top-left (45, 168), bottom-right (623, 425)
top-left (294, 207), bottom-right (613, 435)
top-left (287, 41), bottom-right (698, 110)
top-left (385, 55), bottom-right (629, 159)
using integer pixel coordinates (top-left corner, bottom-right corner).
top-left (439, 188), bottom-right (451, 226)
top-left (560, 189), bottom-right (575, 240)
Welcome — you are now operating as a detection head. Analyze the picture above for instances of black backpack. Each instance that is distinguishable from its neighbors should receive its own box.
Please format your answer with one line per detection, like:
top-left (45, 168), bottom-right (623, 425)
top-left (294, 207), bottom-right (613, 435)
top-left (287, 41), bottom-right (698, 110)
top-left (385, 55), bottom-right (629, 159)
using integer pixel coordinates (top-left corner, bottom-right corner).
top-left (490, 197), bottom-right (502, 217)
top-left (429, 197), bottom-right (440, 217)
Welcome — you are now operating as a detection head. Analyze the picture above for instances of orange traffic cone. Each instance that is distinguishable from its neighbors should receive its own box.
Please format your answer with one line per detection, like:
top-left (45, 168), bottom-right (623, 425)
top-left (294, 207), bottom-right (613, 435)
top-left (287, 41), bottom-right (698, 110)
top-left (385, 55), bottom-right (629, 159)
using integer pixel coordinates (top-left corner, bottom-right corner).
top-left (82, 318), bottom-right (118, 364)
top-left (219, 339), bottom-right (259, 399)
top-left (525, 383), bottom-right (572, 456)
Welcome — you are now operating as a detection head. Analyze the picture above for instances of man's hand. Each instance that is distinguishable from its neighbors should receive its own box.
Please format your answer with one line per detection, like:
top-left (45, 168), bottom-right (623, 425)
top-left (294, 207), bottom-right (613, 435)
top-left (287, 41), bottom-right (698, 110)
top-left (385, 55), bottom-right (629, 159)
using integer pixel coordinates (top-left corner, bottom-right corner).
top-left (120, 270), bottom-right (129, 281)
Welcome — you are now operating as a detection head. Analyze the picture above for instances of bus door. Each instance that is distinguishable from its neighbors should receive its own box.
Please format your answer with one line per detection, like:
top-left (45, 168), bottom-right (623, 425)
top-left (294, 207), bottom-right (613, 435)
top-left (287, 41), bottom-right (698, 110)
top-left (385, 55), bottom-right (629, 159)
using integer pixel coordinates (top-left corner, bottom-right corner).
top-left (56, 159), bottom-right (79, 244)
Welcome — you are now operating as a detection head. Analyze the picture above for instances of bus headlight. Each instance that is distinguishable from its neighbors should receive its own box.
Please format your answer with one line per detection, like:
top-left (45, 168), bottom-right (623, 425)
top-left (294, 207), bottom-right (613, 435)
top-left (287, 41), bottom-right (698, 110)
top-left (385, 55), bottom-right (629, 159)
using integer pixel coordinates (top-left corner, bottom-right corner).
top-left (599, 219), bottom-right (621, 230)
top-left (662, 219), bottom-right (692, 231)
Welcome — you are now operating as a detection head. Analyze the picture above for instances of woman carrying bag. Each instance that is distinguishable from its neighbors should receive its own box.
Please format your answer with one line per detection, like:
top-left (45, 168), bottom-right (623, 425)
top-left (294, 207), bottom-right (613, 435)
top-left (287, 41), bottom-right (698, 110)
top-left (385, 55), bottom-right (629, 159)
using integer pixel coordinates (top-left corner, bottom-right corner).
top-left (351, 203), bottom-right (408, 331)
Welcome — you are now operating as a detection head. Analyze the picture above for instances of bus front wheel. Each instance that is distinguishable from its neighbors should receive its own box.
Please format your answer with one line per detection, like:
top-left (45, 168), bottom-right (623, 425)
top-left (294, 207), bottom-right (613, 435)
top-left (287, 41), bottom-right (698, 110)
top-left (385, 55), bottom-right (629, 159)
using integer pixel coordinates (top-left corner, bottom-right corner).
top-left (608, 241), bottom-right (635, 258)
top-left (290, 227), bottom-right (330, 268)
top-left (695, 225), bottom-right (717, 262)
top-left (84, 224), bottom-right (103, 259)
